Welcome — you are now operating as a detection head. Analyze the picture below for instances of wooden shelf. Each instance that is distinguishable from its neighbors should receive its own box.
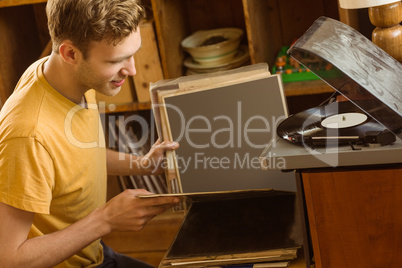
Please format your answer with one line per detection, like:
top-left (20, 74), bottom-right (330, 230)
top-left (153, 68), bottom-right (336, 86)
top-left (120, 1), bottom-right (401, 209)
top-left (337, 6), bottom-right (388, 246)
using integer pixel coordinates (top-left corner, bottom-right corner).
top-left (98, 80), bottom-right (335, 114)
top-left (151, 0), bottom-right (339, 79)
top-left (283, 79), bottom-right (334, 97)
top-left (0, 0), bottom-right (46, 8)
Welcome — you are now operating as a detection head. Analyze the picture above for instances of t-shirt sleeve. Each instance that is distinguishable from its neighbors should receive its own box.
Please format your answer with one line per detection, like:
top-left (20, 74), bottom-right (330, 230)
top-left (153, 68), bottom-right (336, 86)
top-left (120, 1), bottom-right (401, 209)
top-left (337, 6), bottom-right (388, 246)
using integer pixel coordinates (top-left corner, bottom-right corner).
top-left (0, 137), bottom-right (55, 214)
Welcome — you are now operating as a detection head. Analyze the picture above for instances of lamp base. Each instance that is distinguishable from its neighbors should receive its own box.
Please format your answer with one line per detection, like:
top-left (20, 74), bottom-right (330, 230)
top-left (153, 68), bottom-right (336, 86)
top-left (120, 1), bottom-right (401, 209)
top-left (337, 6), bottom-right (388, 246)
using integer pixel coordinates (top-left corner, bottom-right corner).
top-left (372, 24), bottom-right (402, 62)
top-left (369, 2), bottom-right (402, 63)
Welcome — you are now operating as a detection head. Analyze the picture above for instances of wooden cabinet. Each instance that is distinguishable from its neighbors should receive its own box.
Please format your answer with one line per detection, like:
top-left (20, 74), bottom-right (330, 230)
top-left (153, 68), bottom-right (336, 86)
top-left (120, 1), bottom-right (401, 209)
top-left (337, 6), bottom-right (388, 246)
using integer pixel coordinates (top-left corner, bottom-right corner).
top-left (0, 0), bottom-right (370, 112)
top-left (300, 166), bottom-right (402, 267)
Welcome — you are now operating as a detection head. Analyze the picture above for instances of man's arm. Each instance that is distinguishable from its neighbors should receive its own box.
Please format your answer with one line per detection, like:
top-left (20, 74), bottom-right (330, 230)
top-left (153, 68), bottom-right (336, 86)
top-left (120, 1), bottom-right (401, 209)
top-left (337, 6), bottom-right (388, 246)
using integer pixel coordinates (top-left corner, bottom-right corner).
top-left (0, 189), bottom-right (179, 268)
top-left (106, 140), bottom-right (179, 176)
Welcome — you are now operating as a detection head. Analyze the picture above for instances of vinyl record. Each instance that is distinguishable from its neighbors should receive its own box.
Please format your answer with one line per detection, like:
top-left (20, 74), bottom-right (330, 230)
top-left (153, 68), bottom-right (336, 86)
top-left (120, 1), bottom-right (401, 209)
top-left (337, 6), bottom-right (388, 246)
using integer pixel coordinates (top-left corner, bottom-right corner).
top-left (277, 101), bottom-right (388, 146)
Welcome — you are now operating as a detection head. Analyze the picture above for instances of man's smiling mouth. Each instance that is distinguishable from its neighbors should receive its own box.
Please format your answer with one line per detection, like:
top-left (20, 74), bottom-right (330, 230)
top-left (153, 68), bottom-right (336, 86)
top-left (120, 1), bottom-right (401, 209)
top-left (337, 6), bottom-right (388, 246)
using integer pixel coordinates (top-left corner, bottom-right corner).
top-left (111, 78), bottom-right (126, 87)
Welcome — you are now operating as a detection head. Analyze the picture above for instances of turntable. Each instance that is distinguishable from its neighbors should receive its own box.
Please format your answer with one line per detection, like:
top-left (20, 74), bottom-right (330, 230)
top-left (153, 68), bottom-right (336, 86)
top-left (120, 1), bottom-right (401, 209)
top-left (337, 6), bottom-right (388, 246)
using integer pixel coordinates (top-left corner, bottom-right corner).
top-left (277, 100), bottom-right (396, 148)
top-left (260, 16), bottom-right (402, 170)
top-left (259, 16), bottom-right (402, 268)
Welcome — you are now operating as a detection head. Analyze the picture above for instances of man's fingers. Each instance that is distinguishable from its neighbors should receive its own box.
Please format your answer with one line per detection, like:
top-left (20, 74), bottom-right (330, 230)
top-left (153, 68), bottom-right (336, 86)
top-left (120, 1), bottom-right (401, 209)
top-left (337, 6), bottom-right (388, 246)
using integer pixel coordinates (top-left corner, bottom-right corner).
top-left (149, 203), bottom-right (177, 216)
top-left (141, 196), bottom-right (181, 207)
top-left (130, 190), bottom-right (180, 206)
top-left (154, 141), bottom-right (179, 150)
top-left (128, 188), bottom-right (152, 196)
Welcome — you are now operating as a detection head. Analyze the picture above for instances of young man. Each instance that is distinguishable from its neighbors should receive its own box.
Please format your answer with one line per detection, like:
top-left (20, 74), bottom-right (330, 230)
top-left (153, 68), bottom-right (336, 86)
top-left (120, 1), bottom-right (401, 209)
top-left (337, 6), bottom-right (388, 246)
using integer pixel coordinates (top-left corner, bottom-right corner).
top-left (0, 0), bottom-right (179, 267)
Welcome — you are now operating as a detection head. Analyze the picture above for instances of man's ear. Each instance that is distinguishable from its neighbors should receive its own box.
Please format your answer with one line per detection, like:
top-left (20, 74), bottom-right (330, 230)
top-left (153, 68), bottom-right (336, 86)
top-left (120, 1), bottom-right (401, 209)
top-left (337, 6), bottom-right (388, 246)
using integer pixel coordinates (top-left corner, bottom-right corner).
top-left (59, 40), bottom-right (82, 65)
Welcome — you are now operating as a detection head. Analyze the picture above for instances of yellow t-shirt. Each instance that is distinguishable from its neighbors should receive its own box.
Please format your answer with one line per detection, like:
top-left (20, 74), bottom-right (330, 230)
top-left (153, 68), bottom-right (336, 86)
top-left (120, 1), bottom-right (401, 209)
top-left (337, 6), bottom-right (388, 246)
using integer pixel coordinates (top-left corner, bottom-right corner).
top-left (0, 57), bottom-right (107, 267)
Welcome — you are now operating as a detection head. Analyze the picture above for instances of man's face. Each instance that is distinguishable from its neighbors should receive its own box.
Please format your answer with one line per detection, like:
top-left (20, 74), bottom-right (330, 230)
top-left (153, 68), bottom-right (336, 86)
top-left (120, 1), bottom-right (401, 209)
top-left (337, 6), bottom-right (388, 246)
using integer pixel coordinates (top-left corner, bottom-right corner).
top-left (76, 29), bottom-right (142, 96)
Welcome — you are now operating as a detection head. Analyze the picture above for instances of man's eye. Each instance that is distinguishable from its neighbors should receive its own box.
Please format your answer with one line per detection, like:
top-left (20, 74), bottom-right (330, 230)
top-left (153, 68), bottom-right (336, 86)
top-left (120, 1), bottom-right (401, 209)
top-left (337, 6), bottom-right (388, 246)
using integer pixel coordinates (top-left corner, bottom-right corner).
top-left (108, 58), bottom-right (125, 64)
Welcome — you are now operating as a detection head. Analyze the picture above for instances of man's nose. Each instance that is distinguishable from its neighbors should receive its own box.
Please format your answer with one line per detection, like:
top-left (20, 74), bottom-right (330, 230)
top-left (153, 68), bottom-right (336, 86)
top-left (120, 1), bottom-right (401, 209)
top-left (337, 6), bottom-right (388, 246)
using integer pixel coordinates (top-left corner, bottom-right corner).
top-left (121, 56), bottom-right (136, 77)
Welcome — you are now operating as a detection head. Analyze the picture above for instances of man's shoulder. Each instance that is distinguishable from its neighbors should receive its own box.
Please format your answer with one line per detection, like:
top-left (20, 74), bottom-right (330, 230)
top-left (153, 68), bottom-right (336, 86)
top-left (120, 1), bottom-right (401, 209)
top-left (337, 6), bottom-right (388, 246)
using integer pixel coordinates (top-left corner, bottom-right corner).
top-left (15, 57), bottom-right (48, 89)
top-left (3, 57), bottom-right (48, 108)
top-left (0, 58), bottom-right (52, 142)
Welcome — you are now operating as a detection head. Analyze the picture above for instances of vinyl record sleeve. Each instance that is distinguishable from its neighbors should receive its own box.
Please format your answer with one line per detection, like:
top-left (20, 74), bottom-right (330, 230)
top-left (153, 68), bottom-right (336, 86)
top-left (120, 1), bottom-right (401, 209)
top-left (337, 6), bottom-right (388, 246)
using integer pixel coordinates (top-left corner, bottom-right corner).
top-left (151, 65), bottom-right (295, 194)
top-left (148, 189), bottom-right (302, 268)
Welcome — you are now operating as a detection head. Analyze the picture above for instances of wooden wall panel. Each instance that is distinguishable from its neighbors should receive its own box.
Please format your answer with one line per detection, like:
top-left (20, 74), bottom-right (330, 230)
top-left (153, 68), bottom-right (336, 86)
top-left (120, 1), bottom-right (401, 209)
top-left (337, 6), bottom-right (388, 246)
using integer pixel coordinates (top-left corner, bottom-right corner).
top-left (0, 5), bottom-right (43, 105)
top-left (278, 0), bottom-right (325, 45)
top-left (243, 0), bottom-right (283, 65)
top-left (32, 3), bottom-right (50, 48)
top-left (185, 0), bottom-right (245, 32)
top-left (133, 21), bottom-right (164, 103)
top-left (0, 0), bottom-right (46, 8)
top-left (151, 0), bottom-right (189, 79)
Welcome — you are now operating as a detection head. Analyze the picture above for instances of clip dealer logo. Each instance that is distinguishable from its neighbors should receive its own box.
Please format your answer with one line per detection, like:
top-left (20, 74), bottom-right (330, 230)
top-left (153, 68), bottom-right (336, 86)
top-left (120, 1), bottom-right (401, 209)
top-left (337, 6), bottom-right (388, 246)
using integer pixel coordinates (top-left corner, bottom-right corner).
top-left (63, 101), bottom-right (288, 171)
top-left (300, 104), bottom-right (341, 167)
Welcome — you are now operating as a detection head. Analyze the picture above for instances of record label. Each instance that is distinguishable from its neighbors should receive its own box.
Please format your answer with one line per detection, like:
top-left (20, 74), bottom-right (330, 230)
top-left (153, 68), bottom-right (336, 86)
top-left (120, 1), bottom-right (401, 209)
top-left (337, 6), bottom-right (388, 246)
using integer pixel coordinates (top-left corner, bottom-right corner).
top-left (321, 112), bottom-right (368, 129)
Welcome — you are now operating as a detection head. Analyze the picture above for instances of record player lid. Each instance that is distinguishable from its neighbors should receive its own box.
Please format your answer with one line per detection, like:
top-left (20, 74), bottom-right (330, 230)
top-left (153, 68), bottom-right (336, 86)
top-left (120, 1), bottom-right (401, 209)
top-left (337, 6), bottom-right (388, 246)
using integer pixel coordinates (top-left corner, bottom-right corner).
top-left (288, 16), bottom-right (402, 139)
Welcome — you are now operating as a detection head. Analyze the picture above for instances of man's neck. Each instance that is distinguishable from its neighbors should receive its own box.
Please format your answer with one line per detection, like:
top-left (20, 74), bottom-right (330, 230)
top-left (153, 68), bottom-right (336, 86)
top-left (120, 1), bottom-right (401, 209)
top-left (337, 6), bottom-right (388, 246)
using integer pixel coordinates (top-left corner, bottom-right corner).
top-left (43, 53), bottom-right (86, 104)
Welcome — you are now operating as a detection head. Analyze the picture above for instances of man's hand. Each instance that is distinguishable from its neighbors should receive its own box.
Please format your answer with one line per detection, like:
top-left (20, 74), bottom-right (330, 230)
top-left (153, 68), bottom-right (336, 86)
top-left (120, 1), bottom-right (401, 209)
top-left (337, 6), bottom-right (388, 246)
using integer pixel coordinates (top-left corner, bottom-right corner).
top-left (97, 189), bottom-right (180, 232)
top-left (139, 140), bottom-right (179, 175)
top-left (0, 189), bottom-right (180, 268)
top-left (106, 140), bottom-right (179, 176)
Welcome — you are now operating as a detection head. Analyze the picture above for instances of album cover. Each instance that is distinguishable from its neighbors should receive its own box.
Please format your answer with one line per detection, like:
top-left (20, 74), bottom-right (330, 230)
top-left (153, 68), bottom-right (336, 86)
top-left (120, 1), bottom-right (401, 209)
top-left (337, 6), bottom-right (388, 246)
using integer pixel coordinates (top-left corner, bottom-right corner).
top-left (150, 64), bottom-right (296, 194)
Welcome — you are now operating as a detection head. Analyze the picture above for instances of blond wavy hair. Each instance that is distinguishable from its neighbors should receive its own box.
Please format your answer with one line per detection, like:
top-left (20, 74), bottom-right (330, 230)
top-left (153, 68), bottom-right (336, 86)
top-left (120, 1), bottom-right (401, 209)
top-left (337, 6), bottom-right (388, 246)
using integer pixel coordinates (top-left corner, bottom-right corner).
top-left (46, 0), bottom-right (146, 58)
